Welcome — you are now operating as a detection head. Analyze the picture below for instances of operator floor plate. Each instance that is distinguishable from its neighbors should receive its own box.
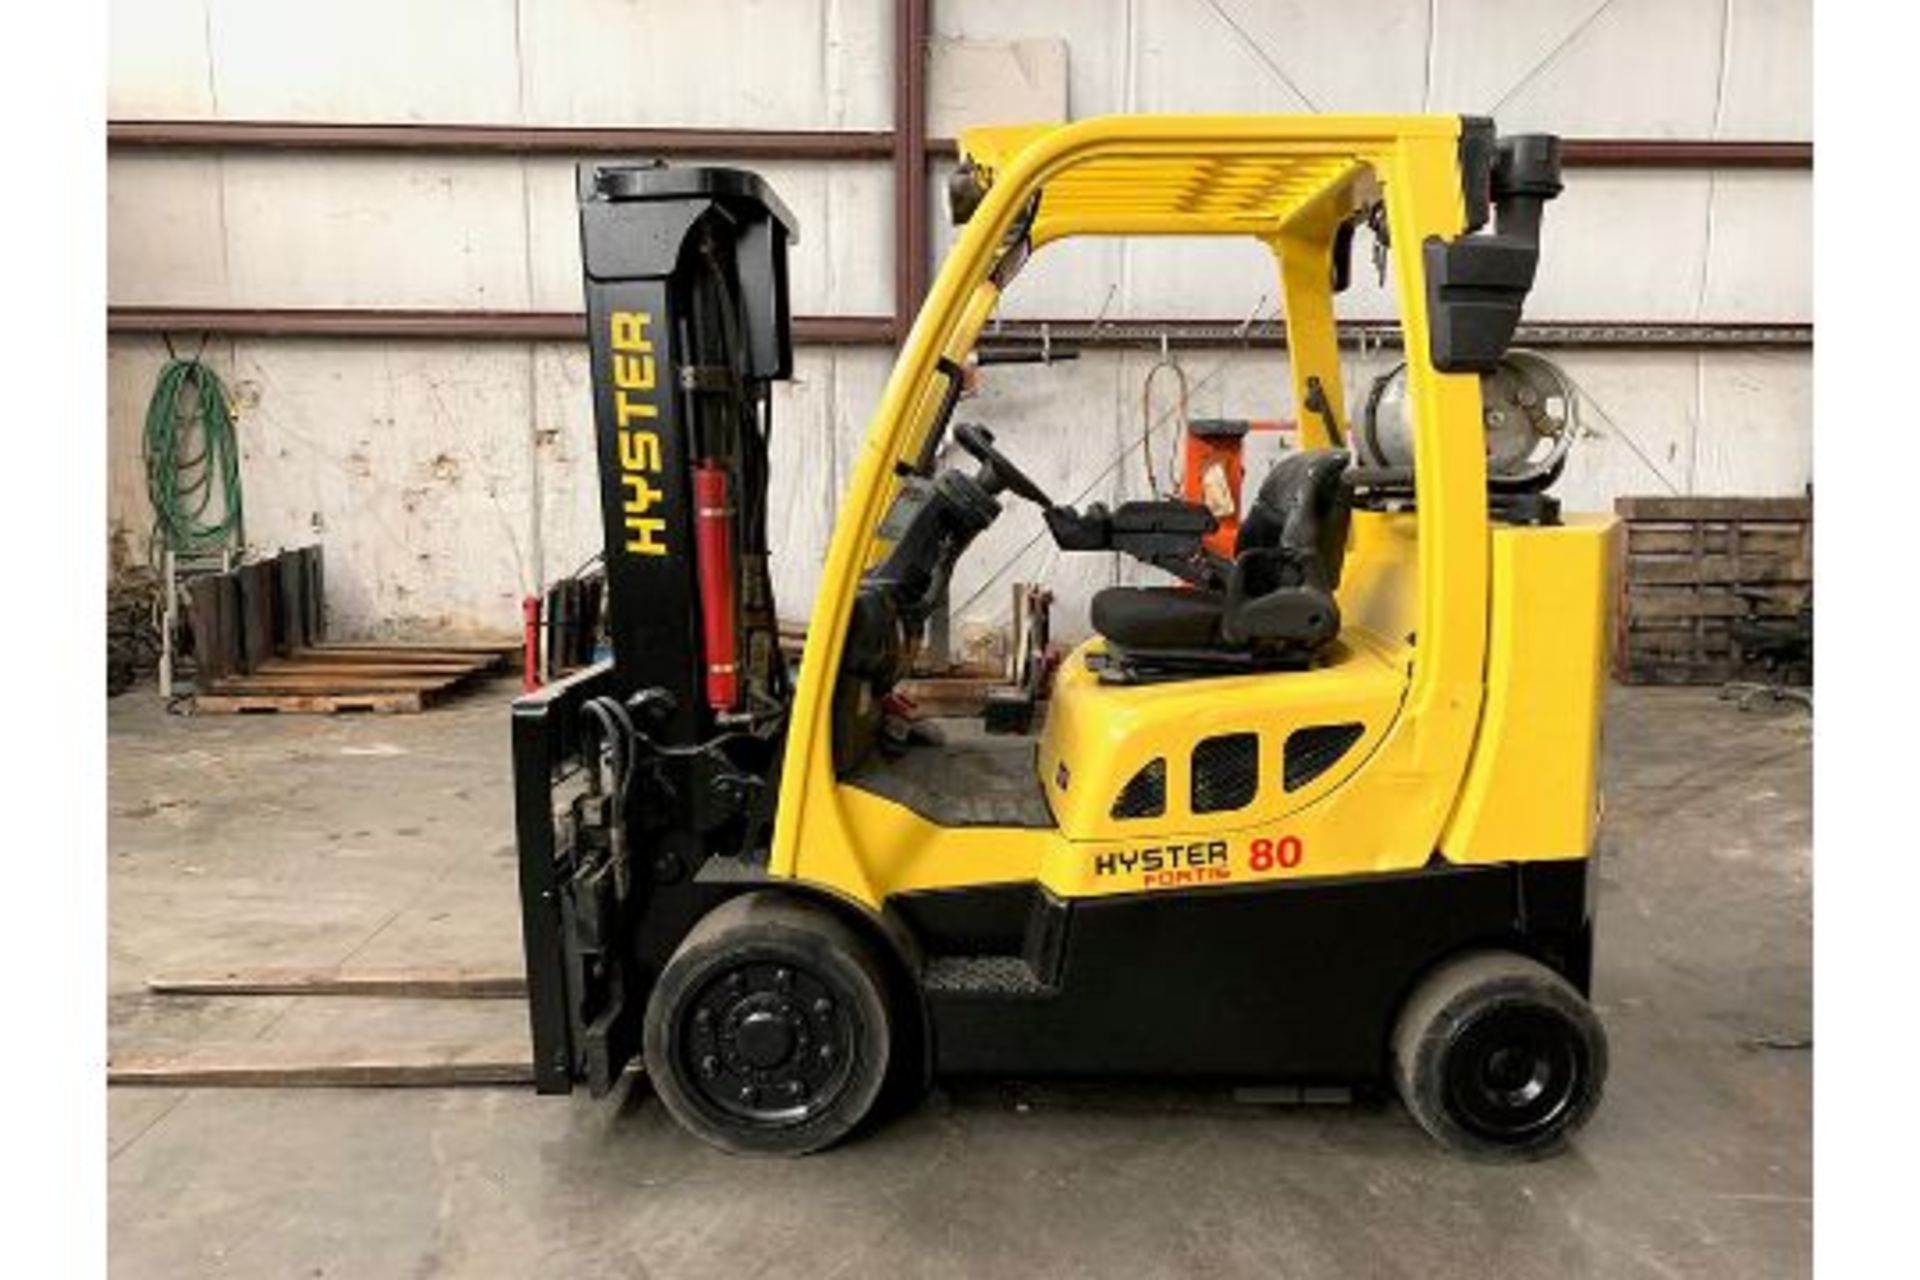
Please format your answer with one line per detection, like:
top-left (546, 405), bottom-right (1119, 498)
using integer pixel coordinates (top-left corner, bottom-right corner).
top-left (845, 719), bottom-right (1055, 829)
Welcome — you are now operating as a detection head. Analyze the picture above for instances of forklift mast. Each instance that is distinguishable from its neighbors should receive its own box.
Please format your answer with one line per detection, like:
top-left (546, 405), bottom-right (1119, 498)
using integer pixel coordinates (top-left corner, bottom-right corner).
top-left (578, 162), bottom-right (796, 731)
top-left (512, 164), bottom-right (800, 1095)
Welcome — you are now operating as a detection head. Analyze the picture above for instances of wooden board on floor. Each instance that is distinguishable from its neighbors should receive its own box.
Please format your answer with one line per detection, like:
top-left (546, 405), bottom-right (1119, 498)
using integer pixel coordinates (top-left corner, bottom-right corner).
top-left (304, 642), bottom-right (512, 664)
top-left (896, 675), bottom-right (1003, 718)
top-left (204, 674), bottom-right (459, 695)
top-left (108, 1040), bottom-right (536, 1088)
top-left (148, 966), bottom-right (526, 1000)
top-left (193, 690), bottom-right (427, 715)
top-left (282, 649), bottom-right (500, 669)
top-left (253, 659), bottom-right (488, 679)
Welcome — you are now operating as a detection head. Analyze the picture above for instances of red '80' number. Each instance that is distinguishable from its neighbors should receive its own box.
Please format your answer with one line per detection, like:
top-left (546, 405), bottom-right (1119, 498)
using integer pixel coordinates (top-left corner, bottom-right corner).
top-left (1248, 835), bottom-right (1304, 872)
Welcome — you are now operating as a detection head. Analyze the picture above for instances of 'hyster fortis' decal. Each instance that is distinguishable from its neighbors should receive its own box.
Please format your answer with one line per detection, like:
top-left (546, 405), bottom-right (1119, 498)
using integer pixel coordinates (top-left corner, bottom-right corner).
top-left (1094, 840), bottom-right (1229, 886)
top-left (1093, 834), bottom-right (1304, 889)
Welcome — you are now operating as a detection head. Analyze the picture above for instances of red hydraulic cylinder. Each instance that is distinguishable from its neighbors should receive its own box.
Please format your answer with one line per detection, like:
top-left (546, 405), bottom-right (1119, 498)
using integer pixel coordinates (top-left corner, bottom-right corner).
top-left (692, 463), bottom-right (740, 711)
top-left (521, 595), bottom-right (542, 692)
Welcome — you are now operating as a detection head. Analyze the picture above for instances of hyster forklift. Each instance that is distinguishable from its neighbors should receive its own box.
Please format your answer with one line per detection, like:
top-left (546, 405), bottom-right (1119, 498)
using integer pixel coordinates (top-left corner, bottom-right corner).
top-left (513, 115), bottom-right (1615, 1158)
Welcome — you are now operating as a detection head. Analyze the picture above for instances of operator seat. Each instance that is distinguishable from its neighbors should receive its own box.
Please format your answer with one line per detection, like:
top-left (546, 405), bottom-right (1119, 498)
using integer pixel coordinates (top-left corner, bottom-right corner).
top-left (1090, 449), bottom-right (1353, 665)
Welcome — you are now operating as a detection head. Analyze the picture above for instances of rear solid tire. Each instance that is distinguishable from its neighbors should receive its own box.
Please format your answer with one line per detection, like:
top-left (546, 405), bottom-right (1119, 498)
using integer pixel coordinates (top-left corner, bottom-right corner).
top-left (643, 893), bottom-right (892, 1156)
top-left (1391, 950), bottom-right (1607, 1160)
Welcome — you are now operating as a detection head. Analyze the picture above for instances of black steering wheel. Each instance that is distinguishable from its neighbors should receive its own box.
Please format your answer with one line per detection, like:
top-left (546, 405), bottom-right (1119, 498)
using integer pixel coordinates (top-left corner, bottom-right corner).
top-left (953, 423), bottom-right (1053, 506)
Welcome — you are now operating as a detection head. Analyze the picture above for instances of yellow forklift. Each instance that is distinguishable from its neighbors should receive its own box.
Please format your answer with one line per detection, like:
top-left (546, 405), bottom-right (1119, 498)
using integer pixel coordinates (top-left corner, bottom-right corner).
top-left (513, 115), bottom-right (1615, 1158)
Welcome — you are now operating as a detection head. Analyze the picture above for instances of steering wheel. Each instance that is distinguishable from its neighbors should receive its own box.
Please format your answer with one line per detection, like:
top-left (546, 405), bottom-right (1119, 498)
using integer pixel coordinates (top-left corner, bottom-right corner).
top-left (953, 423), bottom-right (1053, 506)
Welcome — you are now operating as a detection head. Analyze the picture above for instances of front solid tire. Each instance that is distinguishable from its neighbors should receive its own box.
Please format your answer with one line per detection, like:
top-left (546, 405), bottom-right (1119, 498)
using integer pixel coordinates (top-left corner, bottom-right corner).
top-left (643, 893), bottom-right (892, 1156)
top-left (1391, 950), bottom-right (1608, 1160)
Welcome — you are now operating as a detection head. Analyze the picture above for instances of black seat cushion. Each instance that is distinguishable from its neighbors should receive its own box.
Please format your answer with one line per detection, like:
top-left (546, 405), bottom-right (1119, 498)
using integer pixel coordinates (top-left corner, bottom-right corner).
top-left (1091, 586), bottom-right (1227, 650)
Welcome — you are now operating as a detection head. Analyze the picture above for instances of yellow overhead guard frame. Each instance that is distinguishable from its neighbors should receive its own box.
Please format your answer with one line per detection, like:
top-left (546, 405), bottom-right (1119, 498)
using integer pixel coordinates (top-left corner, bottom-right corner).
top-left (770, 116), bottom-right (1611, 911)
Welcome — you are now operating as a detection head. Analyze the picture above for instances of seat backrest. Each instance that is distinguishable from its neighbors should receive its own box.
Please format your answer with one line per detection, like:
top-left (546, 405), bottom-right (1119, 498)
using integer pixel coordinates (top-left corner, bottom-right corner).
top-left (1234, 449), bottom-right (1353, 590)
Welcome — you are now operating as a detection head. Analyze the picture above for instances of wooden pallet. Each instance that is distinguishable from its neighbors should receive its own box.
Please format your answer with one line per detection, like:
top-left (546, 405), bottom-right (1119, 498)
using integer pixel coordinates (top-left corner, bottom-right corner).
top-left (185, 548), bottom-right (515, 713)
top-left (195, 649), bottom-right (506, 714)
top-left (1613, 495), bottom-right (1812, 685)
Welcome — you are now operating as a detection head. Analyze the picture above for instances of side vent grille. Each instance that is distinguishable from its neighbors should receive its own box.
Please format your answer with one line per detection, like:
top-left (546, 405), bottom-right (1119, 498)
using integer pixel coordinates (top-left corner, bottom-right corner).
top-left (1284, 723), bottom-right (1366, 791)
top-left (1110, 758), bottom-right (1166, 819)
top-left (1191, 733), bottom-right (1260, 813)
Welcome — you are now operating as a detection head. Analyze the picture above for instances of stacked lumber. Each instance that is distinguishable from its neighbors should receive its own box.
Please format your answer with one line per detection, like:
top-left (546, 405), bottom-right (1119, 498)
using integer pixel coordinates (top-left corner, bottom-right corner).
top-left (187, 545), bottom-right (512, 713)
top-left (1612, 495), bottom-right (1812, 686)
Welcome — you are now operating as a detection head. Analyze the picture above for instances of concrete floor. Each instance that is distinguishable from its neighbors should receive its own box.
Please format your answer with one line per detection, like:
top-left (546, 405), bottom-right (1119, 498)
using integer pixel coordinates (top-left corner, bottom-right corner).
top-left (107, 680), bottom-right (1811, 1279)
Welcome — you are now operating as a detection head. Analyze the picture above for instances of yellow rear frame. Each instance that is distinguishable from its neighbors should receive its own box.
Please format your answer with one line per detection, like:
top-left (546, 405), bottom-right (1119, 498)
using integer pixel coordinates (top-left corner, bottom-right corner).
top-left (769, 114), bottom-right (1614, 910)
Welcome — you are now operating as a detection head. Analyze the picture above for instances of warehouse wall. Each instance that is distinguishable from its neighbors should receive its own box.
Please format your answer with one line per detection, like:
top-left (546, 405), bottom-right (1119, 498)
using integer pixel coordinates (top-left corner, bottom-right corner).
top-left (107, 0), bottom-right (1812, 640)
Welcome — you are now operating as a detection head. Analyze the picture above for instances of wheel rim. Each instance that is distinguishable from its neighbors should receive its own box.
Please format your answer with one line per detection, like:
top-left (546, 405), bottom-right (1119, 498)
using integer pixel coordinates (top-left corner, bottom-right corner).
top-left (677, 958), bottom-right (860, 1127)
top-left (1442, 1004), bottom-right (1587, 1142)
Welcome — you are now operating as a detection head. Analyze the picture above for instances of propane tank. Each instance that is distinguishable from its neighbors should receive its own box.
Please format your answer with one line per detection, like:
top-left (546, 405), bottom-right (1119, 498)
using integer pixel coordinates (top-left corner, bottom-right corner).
top-left (1358, 350), bottom-right (1580, 484)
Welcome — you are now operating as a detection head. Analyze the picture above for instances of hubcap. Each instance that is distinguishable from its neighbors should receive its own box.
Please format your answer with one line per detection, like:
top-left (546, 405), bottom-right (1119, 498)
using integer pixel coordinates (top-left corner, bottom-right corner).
top-left (1481, 1045), bottom-right (1549, 1108)
top-left (1444, 1005), bottom-right (1585, 1142)
top-left (678, 960), bottom-right (857, 1125)
top-left (736, 1008), bottom-right (795, 1069)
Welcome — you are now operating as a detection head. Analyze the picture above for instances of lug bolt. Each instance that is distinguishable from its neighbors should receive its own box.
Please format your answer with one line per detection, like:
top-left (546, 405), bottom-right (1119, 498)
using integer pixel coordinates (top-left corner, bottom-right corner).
top-left (700, 1055), bottom-right (719, 1077)
top-left (774, 968), bottom-right (793, 989)
top-left (739, 1085), bottom-right (758, 1105)
top-left (813, 997), bottom-right (834, 1017)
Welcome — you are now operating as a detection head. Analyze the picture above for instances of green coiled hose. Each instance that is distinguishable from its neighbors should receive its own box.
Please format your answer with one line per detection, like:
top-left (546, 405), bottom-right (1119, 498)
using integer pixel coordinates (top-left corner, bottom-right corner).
top-left (143, 358), bottom-right (244, 555)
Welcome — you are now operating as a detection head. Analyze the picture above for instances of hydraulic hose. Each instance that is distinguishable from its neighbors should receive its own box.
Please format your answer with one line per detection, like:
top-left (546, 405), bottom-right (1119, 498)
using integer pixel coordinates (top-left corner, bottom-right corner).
top-left (143, 358), bottom-right (244, 555)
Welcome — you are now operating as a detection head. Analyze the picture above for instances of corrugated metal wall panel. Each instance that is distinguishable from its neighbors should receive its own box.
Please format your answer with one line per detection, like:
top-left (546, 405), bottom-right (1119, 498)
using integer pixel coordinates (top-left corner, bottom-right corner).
top-left (105, 0), bottom-right (1814, 640)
